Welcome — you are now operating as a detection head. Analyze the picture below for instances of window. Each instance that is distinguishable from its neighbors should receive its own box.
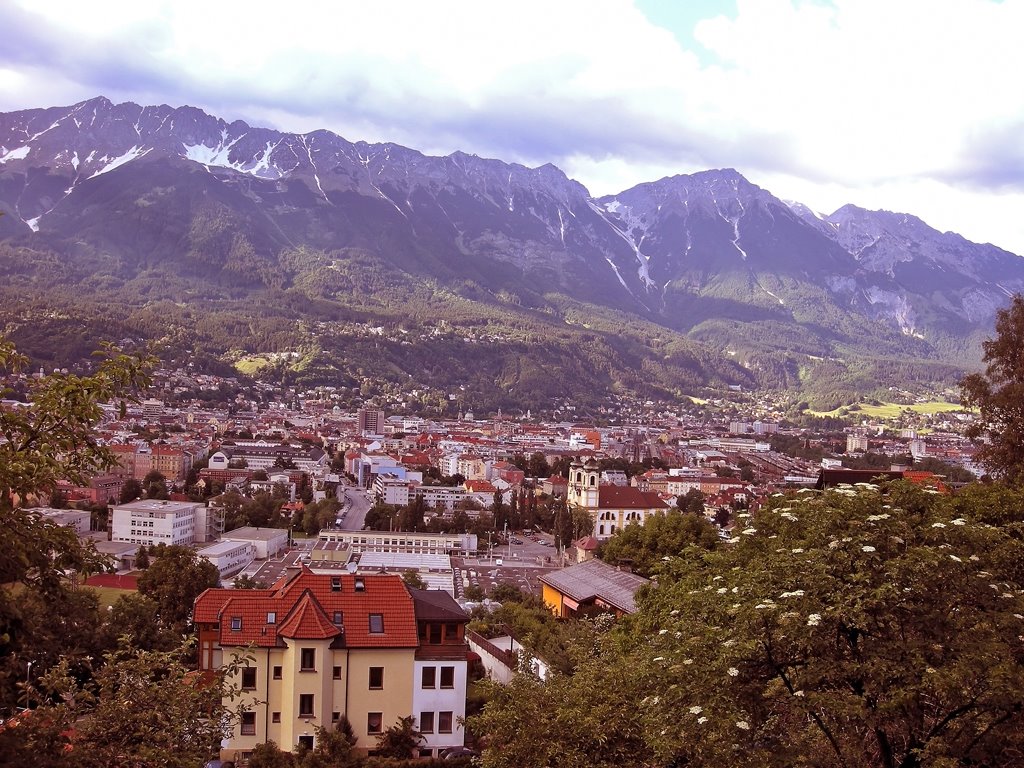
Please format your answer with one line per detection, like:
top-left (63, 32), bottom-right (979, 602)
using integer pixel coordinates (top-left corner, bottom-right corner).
top-left (438, 711), bottom-right (453, 734)
top-left (273, 666), bottom-right (282, 680)
top-left (369, 666), bottom-right (384, 689)
top-left (367, 712), bottom-right (383, 734)
top-left (332, 711), bottom-right (340, 722)
top-left (333, 611), bottom-right (343, 625)
top-left (299, 694), bottom-right (314, 717)
top-left (300, 648), bottom-right (315, 671)
top-left (332, 666), bottom-right (342, 680)
top-left (241, 667), bottom-right (257, 690)
top-left (266, 611), bottom-right (276, 624)
top-left (354, 577), bottom-right (365, 592)
top-left (369, 614), bottom-right (384, 634)
top-left (298, 735), bottom-right (314, 750)
top-left (429, 623), bottom-right (442, 644)
top-left (272, 712), bottom-right (281, 723)
top-left (331, 577), bottom-right (341, 592)
top-left (230, 616), bottom-right (242, 631)
top-left (440, 666), bottom-right (454, 689)
top-left (241, 711), bottom-right (256, 735)
top-left (445, 622), bottom-right (459, 641)
top-left (421, 666), bottom-right (436, 689)
top-left (420, 711), bottom-right (435, 733)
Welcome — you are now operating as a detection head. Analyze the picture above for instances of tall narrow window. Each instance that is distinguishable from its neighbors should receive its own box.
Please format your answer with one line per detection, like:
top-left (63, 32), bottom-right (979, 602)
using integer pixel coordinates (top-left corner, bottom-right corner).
top-left (367, 712), bottom-right (383, 734)
top-left (440, 666), bottom-right (454, 689)
top-left (421, 666), bottom-right (436, 689)
top-left (369, 666), bottom-right (384, 689)
top-left (300, 648), bottom-right (316, 671)
top-left (420, 711), bottom-right (435, 733)
top-left (299, 694), bottom-right (314, 717)
top-left (369, 614), bottom-right (384, 634)
top-left (241, 667), bottom-right (257, 690)
top-left (240, 711), bottom-right (256, 735)
top-left (438, 711), bottom-right (453, 734)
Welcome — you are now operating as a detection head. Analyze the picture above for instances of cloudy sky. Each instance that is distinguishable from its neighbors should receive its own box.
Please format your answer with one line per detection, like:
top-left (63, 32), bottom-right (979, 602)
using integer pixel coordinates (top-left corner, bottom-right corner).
top-left (3, 0), bottom-right (1023, 253)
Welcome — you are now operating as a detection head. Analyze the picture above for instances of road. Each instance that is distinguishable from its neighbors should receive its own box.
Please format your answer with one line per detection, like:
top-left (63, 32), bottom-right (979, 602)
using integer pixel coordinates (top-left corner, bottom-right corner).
top-left (336, 484), bottom-right (373, 531)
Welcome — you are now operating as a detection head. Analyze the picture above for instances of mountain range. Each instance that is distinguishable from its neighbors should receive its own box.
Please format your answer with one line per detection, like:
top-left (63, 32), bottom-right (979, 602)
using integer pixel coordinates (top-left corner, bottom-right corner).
top-left (1, 96), bottom-right (1019, 413)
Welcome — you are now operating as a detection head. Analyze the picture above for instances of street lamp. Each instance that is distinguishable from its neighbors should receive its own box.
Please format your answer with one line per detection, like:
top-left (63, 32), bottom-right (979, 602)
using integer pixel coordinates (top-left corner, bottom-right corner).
top-left (23, 660), bottom-right (34, 710)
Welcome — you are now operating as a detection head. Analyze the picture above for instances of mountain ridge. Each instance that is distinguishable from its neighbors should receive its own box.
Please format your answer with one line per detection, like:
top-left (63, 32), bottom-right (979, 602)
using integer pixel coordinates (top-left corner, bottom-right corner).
top-left (1, 96), bottom-right (1020, 410)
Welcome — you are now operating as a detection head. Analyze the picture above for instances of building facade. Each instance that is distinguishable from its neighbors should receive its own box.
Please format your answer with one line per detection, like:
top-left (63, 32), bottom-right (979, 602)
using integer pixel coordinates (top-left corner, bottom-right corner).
top-left (193, 568), bottom-right (471, 761)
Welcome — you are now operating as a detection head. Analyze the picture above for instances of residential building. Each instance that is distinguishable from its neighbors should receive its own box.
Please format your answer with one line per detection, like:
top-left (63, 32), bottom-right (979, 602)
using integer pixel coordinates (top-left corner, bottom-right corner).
top-left (193, 568), bottom-right (470, 761)
top-left (358, 408), bottom-right (386, 436)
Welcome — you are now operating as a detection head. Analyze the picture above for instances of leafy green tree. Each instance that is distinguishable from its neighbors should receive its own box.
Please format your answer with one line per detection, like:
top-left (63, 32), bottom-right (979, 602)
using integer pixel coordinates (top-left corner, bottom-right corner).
top-left (961, 294), bottom-right (1024, 483)
top-left (232, 574), bottom-right (268, 590)
top-left (375, 714), bottom-right (423, 758)
top-left (475, 481), bottom-right (1024, 768)
top-left (96, 593), bottom-right (177, 653)
top-left (676, 488), bottom-right (705, 514)
top-left (248, 740), bottom-right (295, 768)
top-left (136, 545), bottom-right (219, 629)
top-left (598, 509), bottom-right (718, 577)
top-left (136, 545), bottom-right (150, 569)
top-left (143, 469), bottom-right (169, 499)
top-left (401, 570), bottom-right (426, 590)
top-left (3, 640), bottom-right (250, 768)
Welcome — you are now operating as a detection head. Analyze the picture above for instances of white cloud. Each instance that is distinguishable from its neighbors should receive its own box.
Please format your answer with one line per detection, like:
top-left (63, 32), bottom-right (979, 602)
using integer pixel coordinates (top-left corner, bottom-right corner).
top-left (4, 0), bottom-right (1024, 253)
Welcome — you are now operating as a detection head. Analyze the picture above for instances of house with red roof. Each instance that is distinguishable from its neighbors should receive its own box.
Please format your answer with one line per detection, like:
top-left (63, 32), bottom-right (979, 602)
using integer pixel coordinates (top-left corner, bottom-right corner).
top-left (193, 566), bottom-right (471, 761)
top-left (567, 458), bottom-right (670, 540)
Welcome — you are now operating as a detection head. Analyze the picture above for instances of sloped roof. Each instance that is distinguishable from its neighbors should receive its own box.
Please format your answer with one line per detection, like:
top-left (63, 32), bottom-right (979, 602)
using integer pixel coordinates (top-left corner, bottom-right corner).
top-left (277, 591), bottom-right (341, 640)
top-left (408, 587), bottom-right (470, 622)
top-left (597, 485), bottom-right (669, 510)
top-left (193, 566), bottom-right (417, 648)
top-left (539, 559), bottom-right (650, 614)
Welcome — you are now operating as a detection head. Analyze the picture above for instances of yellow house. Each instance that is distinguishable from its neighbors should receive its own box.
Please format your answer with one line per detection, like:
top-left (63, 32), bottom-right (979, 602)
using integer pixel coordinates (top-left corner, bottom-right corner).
top-left (194, 566), bottom-right (470, 761)
top-left (540, 558), bottom-right (650, 619)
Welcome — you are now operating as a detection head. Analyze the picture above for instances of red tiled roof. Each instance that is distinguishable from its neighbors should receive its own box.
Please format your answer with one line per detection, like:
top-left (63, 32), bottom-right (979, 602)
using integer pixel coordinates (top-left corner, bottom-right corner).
top-left (193, 567), bottom-right (418, 649)
top-left (277, 592), bottom-right (341, 640)
top-left (597, 485), bottom-right (669, 510)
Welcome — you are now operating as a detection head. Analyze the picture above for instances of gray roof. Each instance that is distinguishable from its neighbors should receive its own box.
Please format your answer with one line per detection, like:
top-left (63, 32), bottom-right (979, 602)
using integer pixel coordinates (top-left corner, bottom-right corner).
top-left (539, 559), bottom-right (650, 614)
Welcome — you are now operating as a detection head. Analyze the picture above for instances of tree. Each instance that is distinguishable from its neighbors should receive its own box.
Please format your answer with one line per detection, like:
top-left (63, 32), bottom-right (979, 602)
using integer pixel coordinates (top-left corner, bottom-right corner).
top-left (233, 574), bottom-right (268, 590)
top-left (375, 714), bottom-right (423, 758)
top-left (3, 640), bottom-right (250, 768)
top-left (0, 339), bottom-right (154, 712)
top-left (475, 481), bottom-right (1024, 768)
top-left (96, 593), bottom-right (177, 653)
top-left (961, 294), bottom-right (1024, 483)
top-left (136, 545), bottom-right (150, 569)
top-left (136, 545), bottom-right (219, 629)
top-left (401, 570), bottom-right (426, 590)
top-left (676, 488), bottom-right (705, 515)
top-left (120, 481), bottom-right (146, 505)
top-left (142, 469), bottom-right (169, 500)
top-left (597, 509), bottom-right (718, 577)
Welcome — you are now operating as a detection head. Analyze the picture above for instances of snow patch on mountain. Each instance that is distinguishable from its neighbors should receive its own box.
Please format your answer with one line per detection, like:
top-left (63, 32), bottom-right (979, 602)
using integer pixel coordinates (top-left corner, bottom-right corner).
top-left (0, 146), bottom-right (30, 164)
top-left (88, 145), bottom-right (150, 178)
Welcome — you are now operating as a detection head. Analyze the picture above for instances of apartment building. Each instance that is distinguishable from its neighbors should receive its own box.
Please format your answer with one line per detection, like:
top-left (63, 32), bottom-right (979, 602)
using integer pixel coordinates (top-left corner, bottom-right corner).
top-left (193, 568), bottom-right (471, 761)
top-left (110, 498), bottom-right (211, 546)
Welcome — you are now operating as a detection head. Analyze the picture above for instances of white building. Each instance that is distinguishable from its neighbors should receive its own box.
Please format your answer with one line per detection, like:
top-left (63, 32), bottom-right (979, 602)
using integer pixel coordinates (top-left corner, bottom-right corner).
top-left (197, 540), bottom-right (256, 578)
top-left (110, 499), bottom-right (207, 547)
top-left (221, 526), bottom-right (289, 559)
top-left (34, 507), bottom-right (91, 535)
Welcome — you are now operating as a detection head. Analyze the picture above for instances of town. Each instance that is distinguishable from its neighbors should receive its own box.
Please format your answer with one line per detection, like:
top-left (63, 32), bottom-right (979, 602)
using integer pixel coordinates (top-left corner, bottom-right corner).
top-left (0, 355), bottom-right (983, 765)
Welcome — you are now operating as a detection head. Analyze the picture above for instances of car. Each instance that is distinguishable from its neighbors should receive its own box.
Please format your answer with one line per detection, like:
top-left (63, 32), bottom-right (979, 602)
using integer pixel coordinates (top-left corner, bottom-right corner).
top-left (440, 746), bottom-right (479, 760)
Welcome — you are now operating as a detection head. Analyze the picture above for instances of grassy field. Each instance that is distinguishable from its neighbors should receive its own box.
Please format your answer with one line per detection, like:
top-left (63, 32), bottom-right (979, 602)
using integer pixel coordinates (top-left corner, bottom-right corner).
top-left (85, 585), bottom-right (136, 609)
top-left (810, 400), bottom-right (965, 420)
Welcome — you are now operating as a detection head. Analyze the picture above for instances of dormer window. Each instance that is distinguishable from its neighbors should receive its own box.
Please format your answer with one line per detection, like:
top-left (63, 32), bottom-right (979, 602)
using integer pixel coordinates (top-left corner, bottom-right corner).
top-left (331, 577), bottom-right (341, 592)
top-left (354, 577), bottom-right (365, 592)
top-left (266, 612), bottom-right (276, 624)
top-left (230, 617), bottom-right (242, 631)
top-left (333, 611), bottom-right (343, 625)
top-left (369, 613), bottom-right (384, 634)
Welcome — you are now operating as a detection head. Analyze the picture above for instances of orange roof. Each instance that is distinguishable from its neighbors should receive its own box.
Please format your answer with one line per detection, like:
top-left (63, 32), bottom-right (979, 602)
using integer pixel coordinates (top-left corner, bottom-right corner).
top-left (277, 592), bottom-right (342, 640)
top-left (193, 567), bottom-right (418, 649)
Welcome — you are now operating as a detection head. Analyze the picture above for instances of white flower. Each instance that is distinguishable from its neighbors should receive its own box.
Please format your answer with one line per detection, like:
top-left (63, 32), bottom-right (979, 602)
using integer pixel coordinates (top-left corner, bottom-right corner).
top-left (731, 587), bottom-right (739, 594)
top-left (798, 488), bottom-right (815, 493)
top-left (717, 587), bottom-right (728, 594)
top-left (807, 614), bottom-right (822, 626)
top-left (659, 629), bottom-right (669, 635)
top-left (780, 590), bottom-right (805, 598)
top-left (697, 716), bottom-right (708, 724)
top-left (671, 609), bottom-right (680, 616)
top-left (653, 657), bottom-right (665, 662)
top-left (742, 527), bottom-right (757, 535)
top-left (727, 537), bottom-right (741, 544)
top-left (862, 546), bottom-right (876, 553)
top-left (712, 576), bottom-right (723, 581)
top-left (1014, 614), bottom-right (1024, 620)
top-left (791, 548), bottom-right (804, 554)
top-left (689, 706), bottom-right (703, 715)
top-left (722, 639), bottom-right (736, 647)
top-left (781, 512), bottom-right (799, 522)
top-left (828, 540), bottom-right (840, 550)
top-left (794, 690), bottom-right (805, 697)
top-left (970, 555), bottom-right (980, 561)
top-left (736, 720), bottom-right (751, 730)
top-left (866, 514), bottom-right (890, 521)
top-left (727, 667), bottom-right (740, 677)
top-left (952, 518), bottom-right (967, 526)
top-left (932, 522), bottom-right (947, 528)
top-left (949, 555), bottom-right (962, 563)
top-left (683, 658), bottom-right (694, 665)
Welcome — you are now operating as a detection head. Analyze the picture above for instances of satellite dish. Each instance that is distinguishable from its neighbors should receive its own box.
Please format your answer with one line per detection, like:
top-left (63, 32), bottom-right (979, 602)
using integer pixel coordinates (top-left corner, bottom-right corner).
top-left (346, 562), bottom-right (357, 573)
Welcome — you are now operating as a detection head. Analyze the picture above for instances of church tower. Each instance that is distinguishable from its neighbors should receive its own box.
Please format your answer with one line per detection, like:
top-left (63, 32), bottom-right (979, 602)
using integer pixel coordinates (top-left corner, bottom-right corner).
top-left (567, 457), bottom-right (600, 510)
